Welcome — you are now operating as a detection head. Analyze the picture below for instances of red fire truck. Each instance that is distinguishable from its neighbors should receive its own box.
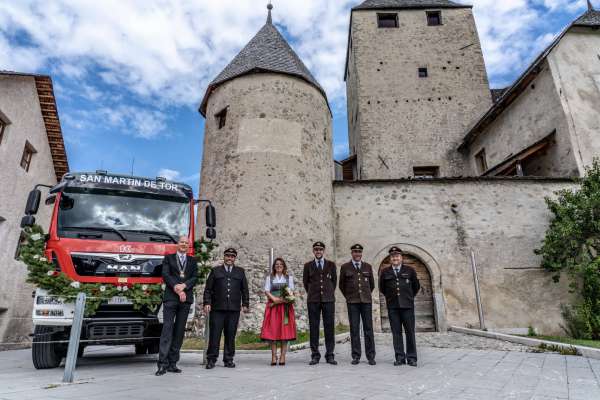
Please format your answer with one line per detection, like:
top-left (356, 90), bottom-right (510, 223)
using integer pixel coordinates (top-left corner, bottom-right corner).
top-left (20, 171), bottom-right (216, 369)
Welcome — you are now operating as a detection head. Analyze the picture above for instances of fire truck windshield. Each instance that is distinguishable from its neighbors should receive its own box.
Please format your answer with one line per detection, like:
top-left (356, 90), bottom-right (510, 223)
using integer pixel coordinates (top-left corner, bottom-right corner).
top-left (56, 190), bottom-right (190, 243)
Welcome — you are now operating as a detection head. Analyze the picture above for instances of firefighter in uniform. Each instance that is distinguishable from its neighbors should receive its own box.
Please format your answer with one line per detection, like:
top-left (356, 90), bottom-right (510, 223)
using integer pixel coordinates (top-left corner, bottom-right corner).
top-left (203, 248), bottom-right (249, 369)
top-left (303, 241), bottom-right (337, 365)
top-left (339, 244), bottom-right (376, 365)
top-left (379, 246), bottom-right (420, 366)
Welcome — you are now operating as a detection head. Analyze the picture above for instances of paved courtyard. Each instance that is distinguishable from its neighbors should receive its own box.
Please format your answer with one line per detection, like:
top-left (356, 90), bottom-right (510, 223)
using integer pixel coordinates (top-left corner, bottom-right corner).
top-left (0, 333), bottom-right (599, 400)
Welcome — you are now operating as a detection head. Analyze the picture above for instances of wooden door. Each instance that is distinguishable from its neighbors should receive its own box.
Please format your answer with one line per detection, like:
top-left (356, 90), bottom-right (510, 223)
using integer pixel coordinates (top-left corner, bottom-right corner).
top-left (378, 254), bottom-right (436, 332)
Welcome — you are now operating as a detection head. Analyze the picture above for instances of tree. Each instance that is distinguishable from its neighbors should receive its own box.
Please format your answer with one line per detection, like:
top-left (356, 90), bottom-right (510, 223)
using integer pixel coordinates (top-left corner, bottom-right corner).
top-left (536, 160), bottom-right (600, 339)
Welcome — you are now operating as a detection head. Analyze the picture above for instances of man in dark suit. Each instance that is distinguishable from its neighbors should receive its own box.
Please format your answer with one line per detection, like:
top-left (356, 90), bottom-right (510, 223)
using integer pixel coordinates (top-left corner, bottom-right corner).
top-left (203, 248), bottom-right (249, 369)
top-left (303, 241), bottom-right (337, 365)
top-left (156, 235), bottom-right (198, 376)
top-left (339, 244), bottom-right (376, 365)
top-left (379, 246), bottom-right (420, 367)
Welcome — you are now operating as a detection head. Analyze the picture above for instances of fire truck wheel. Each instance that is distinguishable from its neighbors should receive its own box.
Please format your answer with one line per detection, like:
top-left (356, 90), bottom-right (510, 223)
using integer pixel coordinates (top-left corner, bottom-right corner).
top-left (135, 343), bottom-right (148, 355)
top-left (32, 326), bottom-right (63, 369)
top-left (146, 340), bottom-right (160, 354)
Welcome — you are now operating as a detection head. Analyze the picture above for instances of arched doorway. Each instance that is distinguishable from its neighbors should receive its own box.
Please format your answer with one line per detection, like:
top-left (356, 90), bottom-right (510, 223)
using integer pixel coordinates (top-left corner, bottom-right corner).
top-left (378, 254), bottom-right (436, 332)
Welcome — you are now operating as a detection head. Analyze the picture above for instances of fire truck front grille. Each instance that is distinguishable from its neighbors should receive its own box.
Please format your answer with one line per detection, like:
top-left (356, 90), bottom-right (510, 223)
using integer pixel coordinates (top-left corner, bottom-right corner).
top-left (88, 323), bottom-right (144, 339)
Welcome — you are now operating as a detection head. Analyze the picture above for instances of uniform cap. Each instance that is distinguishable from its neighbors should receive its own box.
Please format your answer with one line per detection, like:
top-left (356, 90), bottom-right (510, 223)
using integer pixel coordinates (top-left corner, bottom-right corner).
top-left (312, 241), bottom-right (326, 249)
top-left (388, 246), bottom-right (403, 255)
top-left (350, 244), bottom-right (364, 251)
top-left (224, 248), bottom-right (238, 256)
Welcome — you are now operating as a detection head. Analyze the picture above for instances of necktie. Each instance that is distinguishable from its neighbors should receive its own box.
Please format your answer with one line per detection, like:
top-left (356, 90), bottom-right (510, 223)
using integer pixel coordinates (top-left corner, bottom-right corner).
top-left (354, 263), bottom-right (360, 270)
top-left (318, 260), bottom-right (322, 270)
top-left (394, 267), bottom-right (399, 276)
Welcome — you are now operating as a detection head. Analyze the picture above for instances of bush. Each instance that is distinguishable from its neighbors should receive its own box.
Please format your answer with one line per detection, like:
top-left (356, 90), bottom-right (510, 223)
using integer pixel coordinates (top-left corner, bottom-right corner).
top-left (536, 160), bottom-right (600, 340)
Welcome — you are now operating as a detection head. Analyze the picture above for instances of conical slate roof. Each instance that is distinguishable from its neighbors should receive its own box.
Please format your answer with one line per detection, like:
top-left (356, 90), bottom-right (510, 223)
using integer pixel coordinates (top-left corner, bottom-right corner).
top-left (199, 9), bottom-right (327, 116)
top-left (352, 0), bottom-right (471, 10)
top-left (574, 8), bottom-right (600, 26)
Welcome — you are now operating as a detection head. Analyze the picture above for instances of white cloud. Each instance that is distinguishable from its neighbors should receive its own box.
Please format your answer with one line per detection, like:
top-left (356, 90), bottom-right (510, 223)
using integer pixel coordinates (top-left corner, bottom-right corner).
top-left (334, 142), bottom-right (350, 160)
top-left (0, 0), bottom-right (591, 124)
top-left (157, 168), bottom-right (181, 181)
top-left (157, 168), bottom-right (200, 183)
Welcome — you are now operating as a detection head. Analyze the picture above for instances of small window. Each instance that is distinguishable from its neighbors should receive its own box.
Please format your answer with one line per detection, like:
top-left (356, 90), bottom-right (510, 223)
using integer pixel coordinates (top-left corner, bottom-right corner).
top-left (20, 141), bottom-right (37, 172)
top-left (475, 149), bottom-right (488, 174)
top-left (413, 166), bottom-right (439, 178)
top-left (427, 11), bottom-right (442, 26)
top-left (377, 13), bottom-right (398, 28)
top-left (215, 107), bottom-right (228, 130)
top-left (418, 67), bottom-right (428, 78)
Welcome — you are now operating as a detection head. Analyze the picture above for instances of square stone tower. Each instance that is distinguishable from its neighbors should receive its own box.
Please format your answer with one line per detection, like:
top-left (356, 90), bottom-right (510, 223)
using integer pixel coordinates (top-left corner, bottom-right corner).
top-left (345, 0), bottom-right (492, 179)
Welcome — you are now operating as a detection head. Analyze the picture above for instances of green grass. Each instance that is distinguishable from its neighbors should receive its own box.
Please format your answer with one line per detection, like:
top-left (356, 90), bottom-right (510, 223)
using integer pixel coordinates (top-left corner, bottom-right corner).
top-left (183, 323), bottom-right (350, 351)
top-left (528, 335), bottom-right (600, 350)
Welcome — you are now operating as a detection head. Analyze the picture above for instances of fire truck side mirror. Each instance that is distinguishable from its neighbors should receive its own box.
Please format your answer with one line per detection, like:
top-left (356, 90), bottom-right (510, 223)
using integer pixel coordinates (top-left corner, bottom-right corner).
top-left (20, 215), bottom-right (36, 228)
top-left (24, 189), bottom-right (41, 216)
top-left (206, 227), bottom-right (216, 240)
top-left (206, 204), bottom-right (216, 228)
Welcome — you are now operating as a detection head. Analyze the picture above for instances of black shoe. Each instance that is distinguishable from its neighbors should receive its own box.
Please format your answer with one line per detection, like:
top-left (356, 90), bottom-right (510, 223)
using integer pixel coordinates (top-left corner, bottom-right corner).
top-left (408, 360), bottom-right (417, 367)
top-left (224, 361), bottom-right (236, 368)
top-left (394, 359), bottom-right (406, 366)
top-left (326, 359), bottom-right (338, 365)
top-left (351, 359), bottom-right (360, 365)
top-left (167, 365), bottom-right (182, 373)
top-left (155, 366), bottom-right (167, 376)
top-left (309, 358), bottom-right (319, 365)
top-left (368, 359), bottom-right (377, 366)
top-left (205, 361), bottom-right (215, 370)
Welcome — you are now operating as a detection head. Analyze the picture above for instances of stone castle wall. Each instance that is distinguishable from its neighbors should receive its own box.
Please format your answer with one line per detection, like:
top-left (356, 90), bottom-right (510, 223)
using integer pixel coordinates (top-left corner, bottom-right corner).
top-left (198, 73), bottom-right (335, 331)
top-left (465, 59), bottom-right (579, 177)
top-left (333, 178), bottom-right (576, 335)
top-left (346, 8), bottom-right (492, 179)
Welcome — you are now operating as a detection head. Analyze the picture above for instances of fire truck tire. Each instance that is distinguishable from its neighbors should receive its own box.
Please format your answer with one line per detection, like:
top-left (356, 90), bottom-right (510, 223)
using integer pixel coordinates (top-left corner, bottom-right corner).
top-left (135, 343), bottom-right (148, 355)
top-left (147, 339), bottom-right (160, 354)
top-left (32, 326), bottom-right (63, 369)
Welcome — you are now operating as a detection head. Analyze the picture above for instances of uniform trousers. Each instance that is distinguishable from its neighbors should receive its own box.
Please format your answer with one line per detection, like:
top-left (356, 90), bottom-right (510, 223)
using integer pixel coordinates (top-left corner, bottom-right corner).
top-left (347, 303), bottom-right (376, 361)
top-left (387, 307), bottom-right (417, 362)
top-left (307, 302), bottom-right (335, 360)
top-left (207, 310), bottom-right (240, 363)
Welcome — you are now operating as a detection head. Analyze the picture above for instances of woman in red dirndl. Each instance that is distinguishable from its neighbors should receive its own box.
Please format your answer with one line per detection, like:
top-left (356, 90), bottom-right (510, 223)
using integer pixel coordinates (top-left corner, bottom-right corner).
top-left (260, 257), bottom-right (297, 366)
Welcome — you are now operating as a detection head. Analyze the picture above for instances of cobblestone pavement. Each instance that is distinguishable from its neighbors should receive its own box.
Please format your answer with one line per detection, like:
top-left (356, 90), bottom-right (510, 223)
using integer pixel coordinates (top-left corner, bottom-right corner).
top-left (412, 331), bottom-right (533, 352)
top-left (0, 333), bottom-right (599, 400)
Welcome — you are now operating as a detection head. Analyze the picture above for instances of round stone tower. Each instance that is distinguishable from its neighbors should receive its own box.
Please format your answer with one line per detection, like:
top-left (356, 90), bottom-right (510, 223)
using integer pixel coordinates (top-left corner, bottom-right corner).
top-left (198, 5), bottom-right (334, 330)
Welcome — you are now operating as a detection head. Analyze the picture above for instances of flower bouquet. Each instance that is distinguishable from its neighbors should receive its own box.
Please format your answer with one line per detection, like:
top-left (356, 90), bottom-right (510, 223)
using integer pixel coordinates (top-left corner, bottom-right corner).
top-left (271, 284), bottom-right (295, 324)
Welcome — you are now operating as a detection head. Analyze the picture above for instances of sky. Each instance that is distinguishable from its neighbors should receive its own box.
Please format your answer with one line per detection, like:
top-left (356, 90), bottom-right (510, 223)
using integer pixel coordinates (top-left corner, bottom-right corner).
top-left (0, 0), bottom-right (594, 195)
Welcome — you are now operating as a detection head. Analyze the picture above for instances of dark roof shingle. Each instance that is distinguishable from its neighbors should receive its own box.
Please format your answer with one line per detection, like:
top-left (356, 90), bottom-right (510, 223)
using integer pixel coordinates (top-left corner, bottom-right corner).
top-left (199, 20), bottom-right (327, 116)
top-left (574, 9), bottom-right (600, 26)
top-left (352, 0), bottom-right (471, 10)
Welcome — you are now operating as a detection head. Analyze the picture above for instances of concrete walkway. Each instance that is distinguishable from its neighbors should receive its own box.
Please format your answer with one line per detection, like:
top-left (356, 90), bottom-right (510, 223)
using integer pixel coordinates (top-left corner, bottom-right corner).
top-left (0, 334), bottom-right (599, 400)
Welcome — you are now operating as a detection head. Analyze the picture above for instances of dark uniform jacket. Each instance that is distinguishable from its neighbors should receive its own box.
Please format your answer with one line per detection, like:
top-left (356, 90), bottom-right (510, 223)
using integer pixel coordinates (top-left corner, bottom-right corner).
top-left (379, 264), bottom-right (420, 309)
top-left (162, 253), bottom-right (198, 304)
top-left (303, 259), bottom-right (337, 303)
top-left (339, 261), bottom-right (375, 303)
top-left (203, 265), bottom-right (249, 311)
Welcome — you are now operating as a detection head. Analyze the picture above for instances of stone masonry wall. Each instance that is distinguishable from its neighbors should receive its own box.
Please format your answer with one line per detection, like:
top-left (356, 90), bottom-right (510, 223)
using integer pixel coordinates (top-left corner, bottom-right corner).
top-left (347, 8), bottom-right (492, 179)
top-left (548, 28), bottom-right (600, 176)
top-left (465, 59), bottom-right (579, 177)
top-left (333, 178), bottom-right (576, 335)
top-left (198, 73), bottom-right (335, 331)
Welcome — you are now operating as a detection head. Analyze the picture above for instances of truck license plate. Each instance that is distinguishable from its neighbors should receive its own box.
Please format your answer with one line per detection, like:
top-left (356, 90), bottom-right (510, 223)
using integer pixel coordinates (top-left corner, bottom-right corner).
top-left (108, 296), bottom-right (132, 305)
